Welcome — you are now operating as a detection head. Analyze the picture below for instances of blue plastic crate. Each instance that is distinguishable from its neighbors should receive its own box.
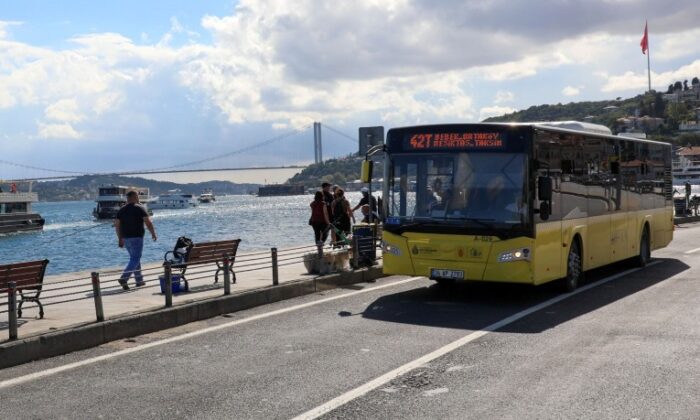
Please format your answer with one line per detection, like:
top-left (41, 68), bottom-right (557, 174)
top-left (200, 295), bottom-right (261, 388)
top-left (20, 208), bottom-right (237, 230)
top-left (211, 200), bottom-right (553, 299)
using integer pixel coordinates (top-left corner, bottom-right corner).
top-left (159, 274), bottom-right (184, 294)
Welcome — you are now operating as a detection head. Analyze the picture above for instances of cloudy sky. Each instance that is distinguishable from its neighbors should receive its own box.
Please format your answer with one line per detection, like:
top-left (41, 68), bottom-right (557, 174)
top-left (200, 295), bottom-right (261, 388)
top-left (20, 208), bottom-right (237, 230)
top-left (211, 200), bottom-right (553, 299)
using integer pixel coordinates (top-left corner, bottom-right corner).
top-left (2, 0), bottom-right (700, 177)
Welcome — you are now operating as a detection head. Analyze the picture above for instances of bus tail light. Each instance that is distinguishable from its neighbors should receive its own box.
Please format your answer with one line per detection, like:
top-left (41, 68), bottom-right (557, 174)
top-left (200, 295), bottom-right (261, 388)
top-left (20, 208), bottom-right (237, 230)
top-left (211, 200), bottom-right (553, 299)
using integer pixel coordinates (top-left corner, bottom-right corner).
top-left (498, 248), bottom-right (531, 262)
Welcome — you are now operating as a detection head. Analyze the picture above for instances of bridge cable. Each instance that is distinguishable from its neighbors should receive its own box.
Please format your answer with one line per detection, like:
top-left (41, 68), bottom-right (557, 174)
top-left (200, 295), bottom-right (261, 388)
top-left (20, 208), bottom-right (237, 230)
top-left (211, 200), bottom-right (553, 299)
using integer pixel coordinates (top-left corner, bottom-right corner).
top-left (322, 124), bottom-right (359, 144)
top-left (2, 123), bottom-right (313, 178)
top-left (0, 159), bottom-right (90, 176)
top-left (125, 123), bottom-right (314, 173)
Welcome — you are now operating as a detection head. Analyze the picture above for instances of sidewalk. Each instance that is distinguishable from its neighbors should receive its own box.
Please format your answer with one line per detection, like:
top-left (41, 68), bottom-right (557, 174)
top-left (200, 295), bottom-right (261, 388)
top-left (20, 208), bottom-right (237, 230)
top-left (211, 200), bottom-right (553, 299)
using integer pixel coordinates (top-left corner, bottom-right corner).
top-left (1, 245), bottom-right (375, 341)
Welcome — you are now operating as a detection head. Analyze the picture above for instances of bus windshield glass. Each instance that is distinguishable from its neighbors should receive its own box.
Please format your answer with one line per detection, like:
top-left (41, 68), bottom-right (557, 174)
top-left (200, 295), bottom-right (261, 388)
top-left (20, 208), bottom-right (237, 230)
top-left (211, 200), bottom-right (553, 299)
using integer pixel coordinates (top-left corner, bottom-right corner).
top-left (386, 152), bottom-right (528, 232)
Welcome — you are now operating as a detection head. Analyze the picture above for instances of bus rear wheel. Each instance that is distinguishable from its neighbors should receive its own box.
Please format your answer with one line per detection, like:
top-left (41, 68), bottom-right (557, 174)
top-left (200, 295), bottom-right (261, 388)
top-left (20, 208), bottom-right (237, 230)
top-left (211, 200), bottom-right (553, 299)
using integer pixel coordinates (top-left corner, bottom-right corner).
top-left (636, 228), bottom-right (651, 267)
top-left (561, 241), bottom-right (582, 293)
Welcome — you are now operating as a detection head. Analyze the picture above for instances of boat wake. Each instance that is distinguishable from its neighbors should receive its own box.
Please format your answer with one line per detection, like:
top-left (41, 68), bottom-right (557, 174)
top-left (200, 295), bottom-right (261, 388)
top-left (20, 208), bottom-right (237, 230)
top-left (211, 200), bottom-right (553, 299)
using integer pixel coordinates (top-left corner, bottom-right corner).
top-left (43, 220), bottom-right (103, 232)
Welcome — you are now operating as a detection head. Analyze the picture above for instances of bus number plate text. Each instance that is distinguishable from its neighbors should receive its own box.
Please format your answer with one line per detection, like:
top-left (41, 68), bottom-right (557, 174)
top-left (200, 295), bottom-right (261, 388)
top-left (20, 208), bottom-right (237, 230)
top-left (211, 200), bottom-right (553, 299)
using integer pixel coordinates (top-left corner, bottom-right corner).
top-left (430, 269), bottom-right (464, 280)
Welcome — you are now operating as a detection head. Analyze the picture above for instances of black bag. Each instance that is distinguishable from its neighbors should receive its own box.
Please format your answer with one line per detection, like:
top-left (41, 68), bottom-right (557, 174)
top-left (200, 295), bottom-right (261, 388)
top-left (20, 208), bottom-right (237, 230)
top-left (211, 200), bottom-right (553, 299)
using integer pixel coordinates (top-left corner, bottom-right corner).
top-left (172, 236), bottom-right (194, 262)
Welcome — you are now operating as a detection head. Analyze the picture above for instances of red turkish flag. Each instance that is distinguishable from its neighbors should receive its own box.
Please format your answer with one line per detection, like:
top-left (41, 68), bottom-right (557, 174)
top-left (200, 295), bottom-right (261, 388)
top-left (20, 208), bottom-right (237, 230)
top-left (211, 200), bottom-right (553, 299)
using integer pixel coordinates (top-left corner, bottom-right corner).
top-left (640, 21), bottom-right (649, 54)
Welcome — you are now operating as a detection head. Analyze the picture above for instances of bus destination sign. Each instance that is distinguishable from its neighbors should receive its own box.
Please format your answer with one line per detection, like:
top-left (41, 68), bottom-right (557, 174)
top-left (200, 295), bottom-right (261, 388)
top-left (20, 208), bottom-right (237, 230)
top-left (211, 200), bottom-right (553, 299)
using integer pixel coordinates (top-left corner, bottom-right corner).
top-left (407, 132), bottom-right (504, 150)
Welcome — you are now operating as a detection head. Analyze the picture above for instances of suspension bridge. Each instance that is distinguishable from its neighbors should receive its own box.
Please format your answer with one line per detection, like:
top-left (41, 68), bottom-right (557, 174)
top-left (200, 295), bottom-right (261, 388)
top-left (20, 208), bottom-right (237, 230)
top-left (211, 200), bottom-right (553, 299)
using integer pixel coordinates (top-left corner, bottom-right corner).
top-left (1, 122), bottom-right (359, 183)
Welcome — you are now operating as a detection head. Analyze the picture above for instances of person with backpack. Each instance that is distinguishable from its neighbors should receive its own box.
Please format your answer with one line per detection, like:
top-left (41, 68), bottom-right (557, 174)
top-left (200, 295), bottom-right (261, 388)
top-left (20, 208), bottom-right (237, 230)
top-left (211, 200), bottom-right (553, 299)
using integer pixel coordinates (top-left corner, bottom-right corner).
top-left (331, 188), bottom-right (354, 246)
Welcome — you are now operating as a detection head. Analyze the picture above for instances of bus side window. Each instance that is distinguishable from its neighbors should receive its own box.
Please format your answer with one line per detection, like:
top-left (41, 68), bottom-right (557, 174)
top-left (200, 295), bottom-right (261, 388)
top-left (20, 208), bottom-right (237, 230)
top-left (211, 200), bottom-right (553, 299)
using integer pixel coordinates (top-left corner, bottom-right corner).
top-left (562, 160), bottom-right (574, 174)
top-left (611, 161), bottom-right (620, 175)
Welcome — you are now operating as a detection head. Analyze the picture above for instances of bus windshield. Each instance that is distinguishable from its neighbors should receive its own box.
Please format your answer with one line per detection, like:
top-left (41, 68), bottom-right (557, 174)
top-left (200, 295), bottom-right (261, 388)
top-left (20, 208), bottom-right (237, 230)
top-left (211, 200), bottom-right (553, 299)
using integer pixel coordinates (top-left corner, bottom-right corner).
top-left (386, 152), bottom-right (528, 234)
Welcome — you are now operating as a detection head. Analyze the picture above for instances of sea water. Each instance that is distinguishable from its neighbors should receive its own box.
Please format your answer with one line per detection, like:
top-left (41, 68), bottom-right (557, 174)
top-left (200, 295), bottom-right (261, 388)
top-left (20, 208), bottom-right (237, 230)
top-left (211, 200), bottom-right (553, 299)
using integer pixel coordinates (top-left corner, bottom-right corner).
top-left (0, 193), bottom-right (367, 275)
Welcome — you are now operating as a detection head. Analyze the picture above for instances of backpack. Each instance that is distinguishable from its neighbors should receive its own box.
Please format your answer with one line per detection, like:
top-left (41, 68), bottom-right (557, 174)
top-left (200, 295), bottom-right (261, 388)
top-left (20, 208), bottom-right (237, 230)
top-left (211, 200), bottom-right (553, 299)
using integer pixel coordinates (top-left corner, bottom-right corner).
top-left (173, 236), bottom-right (194, 262)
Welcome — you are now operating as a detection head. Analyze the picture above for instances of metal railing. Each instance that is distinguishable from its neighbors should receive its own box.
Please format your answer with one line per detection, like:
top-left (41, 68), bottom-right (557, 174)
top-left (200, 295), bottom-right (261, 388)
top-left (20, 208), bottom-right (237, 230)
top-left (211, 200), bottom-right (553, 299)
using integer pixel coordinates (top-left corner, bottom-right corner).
top-left (1, 237), bottom-right (382, 341)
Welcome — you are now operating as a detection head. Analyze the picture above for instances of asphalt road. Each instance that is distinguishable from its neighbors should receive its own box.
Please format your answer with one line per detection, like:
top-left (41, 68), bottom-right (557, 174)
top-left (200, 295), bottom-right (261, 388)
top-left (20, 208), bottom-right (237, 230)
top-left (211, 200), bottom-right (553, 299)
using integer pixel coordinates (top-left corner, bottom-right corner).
top-left (1, 223), bottom-right (700, 419)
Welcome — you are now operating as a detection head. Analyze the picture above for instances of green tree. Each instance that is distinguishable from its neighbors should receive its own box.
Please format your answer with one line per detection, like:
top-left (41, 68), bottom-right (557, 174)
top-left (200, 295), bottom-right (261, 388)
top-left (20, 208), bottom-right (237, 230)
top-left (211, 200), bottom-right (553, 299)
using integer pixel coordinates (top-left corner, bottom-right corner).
top-left (666, 102), bottom-right (691, 130)
top-left (653, 93), bottom-right (665, 117)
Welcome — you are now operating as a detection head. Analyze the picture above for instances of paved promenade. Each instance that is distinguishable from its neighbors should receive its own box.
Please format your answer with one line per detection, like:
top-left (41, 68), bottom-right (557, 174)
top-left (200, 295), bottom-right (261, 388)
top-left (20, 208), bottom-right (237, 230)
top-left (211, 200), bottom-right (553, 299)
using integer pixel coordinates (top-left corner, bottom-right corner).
top-left (0, 245), bottom-right (362, 340)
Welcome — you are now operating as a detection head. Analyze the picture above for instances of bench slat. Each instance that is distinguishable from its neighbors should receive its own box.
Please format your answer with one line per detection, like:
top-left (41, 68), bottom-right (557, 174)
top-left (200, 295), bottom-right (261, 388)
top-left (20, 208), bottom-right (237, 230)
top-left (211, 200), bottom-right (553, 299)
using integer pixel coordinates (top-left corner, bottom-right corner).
top-left (175, 240), bottom-right (240, 266)
top-left (0, 265), bottom-right (45, 277)
top-left (0, 259), bottom-right (49, 291)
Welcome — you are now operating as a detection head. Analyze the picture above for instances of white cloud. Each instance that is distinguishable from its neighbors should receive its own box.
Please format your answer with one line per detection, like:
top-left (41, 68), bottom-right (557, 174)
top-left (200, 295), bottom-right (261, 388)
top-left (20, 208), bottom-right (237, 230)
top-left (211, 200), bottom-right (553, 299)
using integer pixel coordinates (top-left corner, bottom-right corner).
top-left (2, 1), bottom-right (700, 152)
top-left (479, 106), bottom-right (517, 121)
top-left (0, 20), bottom-right (22, 39)
top-left (37, 122), bottom-right (82, 139)
top-left (45, 99), bottom-right (84, 123)
top-left (654, 28), bottom-right (700, 61)
top-left (494, 90), bottom-right (515, 104)
top-left (562, 86), bottom-right (582, 96)
top-left (601, 60), bottom-right (700, 92)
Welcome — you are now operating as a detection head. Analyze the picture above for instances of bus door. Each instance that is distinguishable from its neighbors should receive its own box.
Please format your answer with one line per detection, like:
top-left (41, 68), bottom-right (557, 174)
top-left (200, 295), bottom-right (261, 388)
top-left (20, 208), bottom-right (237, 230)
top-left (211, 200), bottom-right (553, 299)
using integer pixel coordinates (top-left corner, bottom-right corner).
top-left (608, 141), bottom-right (628, 260)
top-left (583, 138), bottom-right (613, 268)
top-left (534, 134), bottom-right (562, 283)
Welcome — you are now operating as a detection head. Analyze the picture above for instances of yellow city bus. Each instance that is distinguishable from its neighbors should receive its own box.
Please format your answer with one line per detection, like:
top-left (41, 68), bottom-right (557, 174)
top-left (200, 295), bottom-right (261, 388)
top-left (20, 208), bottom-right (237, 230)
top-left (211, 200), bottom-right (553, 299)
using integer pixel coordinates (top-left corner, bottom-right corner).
top-left (375, 122), bottom-right (673, 291)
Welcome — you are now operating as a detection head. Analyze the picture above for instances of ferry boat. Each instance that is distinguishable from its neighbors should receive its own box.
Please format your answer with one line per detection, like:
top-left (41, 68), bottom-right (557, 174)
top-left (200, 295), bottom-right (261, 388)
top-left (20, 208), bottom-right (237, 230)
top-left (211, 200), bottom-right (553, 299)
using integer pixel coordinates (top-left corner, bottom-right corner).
top-left (149, 190), bottom-right (197, 210)
top-left (198, 189), bottom-right (216, 203)
top-left (93, 185), bottom-right (152, 219)
top-left (0, 182), bottom-right (45, 234)
top-left (673, 146), bottom-right (700, 184)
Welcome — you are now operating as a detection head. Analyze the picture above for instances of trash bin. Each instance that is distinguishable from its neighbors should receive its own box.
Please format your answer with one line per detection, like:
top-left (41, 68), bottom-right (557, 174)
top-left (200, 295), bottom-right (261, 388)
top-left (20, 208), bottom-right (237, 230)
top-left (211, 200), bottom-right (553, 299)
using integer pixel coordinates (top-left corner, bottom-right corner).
top-left (159, 274), bottom-right (185, 294)
top-left (352, 224), bottom-right (377, 266)
top-left (674, 197), bottom-right (688, 216)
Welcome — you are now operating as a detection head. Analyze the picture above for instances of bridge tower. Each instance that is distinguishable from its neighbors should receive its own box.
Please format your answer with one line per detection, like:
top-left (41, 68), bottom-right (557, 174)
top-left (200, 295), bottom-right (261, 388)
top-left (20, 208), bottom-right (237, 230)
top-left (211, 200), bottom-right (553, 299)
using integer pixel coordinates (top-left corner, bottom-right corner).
top-left (313, 122), bottom-right (323, 164)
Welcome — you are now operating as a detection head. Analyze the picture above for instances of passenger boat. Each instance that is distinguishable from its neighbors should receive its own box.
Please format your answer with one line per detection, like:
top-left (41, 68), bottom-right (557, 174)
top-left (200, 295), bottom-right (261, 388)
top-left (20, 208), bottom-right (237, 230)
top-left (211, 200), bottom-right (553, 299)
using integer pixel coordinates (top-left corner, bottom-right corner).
top-left (673, 146), bottom-right (700, 184)
top-left (93, 185), bottom-right (152, 219)
top-left (149, 190), bottom-right (198, 210)
top-left (0, 182), bottom-right (45, 234)
top-left (198, 189), bottom-right (216, 203)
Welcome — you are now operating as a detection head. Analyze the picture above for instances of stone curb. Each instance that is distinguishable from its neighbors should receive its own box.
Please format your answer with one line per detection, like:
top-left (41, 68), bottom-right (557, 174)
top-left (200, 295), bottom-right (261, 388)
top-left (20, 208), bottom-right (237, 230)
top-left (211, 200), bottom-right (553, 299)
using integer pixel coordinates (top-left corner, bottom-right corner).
top-left (0, 266), bottom-right (383, 370)
top-left (675, 215), bottom-right (700, 224)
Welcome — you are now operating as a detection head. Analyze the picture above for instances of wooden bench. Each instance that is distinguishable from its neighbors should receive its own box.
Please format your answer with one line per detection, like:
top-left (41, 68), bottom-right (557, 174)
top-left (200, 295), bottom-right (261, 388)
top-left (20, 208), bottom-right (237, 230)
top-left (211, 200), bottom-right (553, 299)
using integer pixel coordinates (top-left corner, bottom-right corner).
top-left (164, 239), bottom-right (241, 291)
top-left (0, 259), bottom-right (49, 319)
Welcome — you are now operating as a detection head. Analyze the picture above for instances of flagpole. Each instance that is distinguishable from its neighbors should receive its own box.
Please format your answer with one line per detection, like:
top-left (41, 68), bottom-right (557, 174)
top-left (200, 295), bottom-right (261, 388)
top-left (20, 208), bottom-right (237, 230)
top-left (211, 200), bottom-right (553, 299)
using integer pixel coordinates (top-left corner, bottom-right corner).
top-left (646, 22), bottom-right (651, 92)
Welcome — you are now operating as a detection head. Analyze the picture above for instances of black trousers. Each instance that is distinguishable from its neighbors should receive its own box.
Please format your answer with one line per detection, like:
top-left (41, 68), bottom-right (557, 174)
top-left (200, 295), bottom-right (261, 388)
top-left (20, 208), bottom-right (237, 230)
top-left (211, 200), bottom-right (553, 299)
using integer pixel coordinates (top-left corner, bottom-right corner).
top-left (311, 223), bottom-right (329, 243)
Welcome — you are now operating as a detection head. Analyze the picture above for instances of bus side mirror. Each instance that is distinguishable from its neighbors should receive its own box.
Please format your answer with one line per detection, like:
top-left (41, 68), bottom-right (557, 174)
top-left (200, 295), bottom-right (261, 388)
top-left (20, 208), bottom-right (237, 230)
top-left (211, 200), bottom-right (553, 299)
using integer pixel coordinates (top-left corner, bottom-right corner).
top-left (539, 202), bottom-right (550, 220)
top-left (361, 160), bottom-right (373, 183)
top-left (537, 176), bottom-right (552, 201)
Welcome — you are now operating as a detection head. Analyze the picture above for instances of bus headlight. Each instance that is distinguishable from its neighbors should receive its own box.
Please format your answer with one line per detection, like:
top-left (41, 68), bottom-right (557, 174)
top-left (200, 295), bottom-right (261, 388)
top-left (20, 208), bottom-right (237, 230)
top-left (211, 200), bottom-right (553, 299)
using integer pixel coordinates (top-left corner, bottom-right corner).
top-left (497, 248), bottom-right (531, 262)
top-left (382, 241), bottom-right (402, 256)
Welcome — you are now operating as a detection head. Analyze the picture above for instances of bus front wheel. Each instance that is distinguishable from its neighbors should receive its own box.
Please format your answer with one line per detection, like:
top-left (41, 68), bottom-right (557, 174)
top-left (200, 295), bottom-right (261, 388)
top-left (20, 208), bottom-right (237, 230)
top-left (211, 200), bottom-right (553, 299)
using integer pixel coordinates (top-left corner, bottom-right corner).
top-left (561, 241), bottom-right (582, 293)
top-left (636, 228), bottom-right (651, 267)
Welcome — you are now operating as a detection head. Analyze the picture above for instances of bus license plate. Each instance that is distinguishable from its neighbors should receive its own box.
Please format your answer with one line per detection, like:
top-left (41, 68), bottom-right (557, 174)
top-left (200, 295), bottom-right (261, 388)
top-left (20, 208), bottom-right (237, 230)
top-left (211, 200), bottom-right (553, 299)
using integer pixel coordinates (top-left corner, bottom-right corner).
top-left (431, 269), bottom-right (464, 280)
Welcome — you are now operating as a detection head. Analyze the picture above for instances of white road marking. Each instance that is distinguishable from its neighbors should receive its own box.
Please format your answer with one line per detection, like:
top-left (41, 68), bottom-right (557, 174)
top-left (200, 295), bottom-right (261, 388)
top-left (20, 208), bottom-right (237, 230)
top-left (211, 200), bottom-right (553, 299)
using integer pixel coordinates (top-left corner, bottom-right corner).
top-left (422, 387), bottom-right (449, 397)
top-left (684, 247), bottom-right (700, 254)
top-left (0, 276), bottom-right (424, 390)
top-left (292, 261), bottom-right (662, 420)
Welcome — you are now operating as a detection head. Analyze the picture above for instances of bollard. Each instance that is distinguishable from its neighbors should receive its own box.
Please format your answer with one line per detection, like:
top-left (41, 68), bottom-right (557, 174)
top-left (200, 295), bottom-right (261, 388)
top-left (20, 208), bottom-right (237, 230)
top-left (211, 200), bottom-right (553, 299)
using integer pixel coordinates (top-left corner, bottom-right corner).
top-left (164, 261), bottom-right (173, 308)
top-left (7, 281), bottom-right (18, 341)
top-left (91, 272), bottom-right (105, 322)
top-left (223, 255), bottom-right (231, 295)
top-left (271, 247), bottom-right (279, 286)
top-left (352, 234), bottom-right (359, 270)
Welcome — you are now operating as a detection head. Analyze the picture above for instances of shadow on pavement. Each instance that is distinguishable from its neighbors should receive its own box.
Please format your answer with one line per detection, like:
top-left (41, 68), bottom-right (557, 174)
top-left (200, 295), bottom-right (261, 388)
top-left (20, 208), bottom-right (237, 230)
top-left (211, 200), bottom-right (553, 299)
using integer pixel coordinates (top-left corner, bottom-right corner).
top-left (359, 258), bottom-right (689, 334)
top-left (0, 319), bottom-right (28, 331)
